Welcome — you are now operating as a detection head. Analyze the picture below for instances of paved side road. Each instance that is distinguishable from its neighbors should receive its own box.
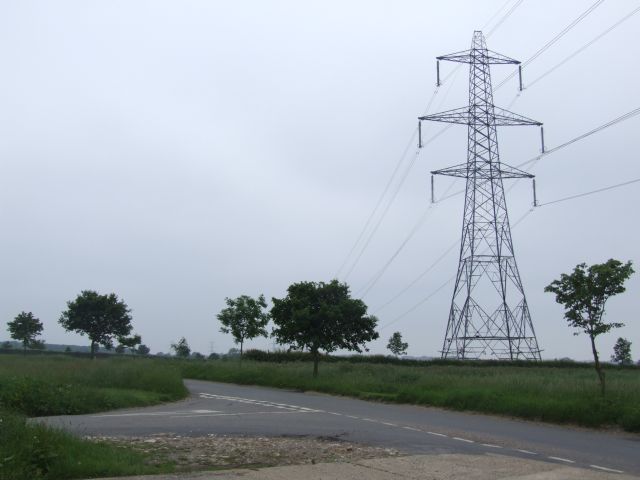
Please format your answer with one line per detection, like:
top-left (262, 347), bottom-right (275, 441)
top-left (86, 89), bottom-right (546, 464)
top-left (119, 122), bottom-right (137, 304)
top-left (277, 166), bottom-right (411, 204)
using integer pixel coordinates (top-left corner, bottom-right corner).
top-left (37, 379), bottom-right (640, 476)
top-left (95, 454), bottom-right (639, 480)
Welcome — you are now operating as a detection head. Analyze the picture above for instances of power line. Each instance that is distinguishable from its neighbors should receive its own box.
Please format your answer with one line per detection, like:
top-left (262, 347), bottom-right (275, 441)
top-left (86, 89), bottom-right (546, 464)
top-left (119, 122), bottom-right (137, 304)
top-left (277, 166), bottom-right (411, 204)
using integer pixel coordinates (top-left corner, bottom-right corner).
top-left (334, 126), bottom-right (420, 278)
top-left (527, 5), bottom-right (640, 88)
top-left (371, 238), bottom-right (458, 315)
top-left (355, 205), bottom-right (435, 297)
top-left (338, 1), bottom-right (528, 281)
top-left (537, 177), bottom-right (640, 207)
top-left (517, 106), bottom-right (640, 169)
top-left (486, 0), bottom-right (526, 38)
top-left (436, 106), bottom-right (640, 204)
top-left (342, 68), bottom-right (464, 281)
top-left (378, 208), bottom-right (534, 331)
top-left (496, 0), bottom-right (605, 89)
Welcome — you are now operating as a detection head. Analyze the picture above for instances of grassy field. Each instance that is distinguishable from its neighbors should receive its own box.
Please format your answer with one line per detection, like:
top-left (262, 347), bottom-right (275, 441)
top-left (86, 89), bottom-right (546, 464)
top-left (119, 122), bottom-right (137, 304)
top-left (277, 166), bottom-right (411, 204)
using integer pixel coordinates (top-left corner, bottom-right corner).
top-left (2, 354), bottom-right (638, 479)
top-left (180, 359), bottom-right (640, 432)
top-left (0, 355), bottom-right (187, 480)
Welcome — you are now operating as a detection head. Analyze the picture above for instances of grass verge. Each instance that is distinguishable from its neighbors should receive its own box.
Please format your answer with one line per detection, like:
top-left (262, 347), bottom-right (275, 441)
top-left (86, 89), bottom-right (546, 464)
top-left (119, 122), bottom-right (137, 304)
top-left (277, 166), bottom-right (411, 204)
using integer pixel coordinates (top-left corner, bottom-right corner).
top-left (0, 410), bottom-right (173, 480)
top-left (0, 355), bottom-right (188, 479)
top-left (179, 359), bottom-right (640, 432)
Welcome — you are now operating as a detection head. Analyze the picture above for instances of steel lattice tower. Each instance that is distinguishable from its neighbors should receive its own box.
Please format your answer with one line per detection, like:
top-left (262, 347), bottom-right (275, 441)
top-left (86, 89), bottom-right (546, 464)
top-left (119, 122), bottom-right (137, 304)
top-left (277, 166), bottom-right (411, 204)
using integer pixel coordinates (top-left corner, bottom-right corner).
top-left (419, 31), bottom-right (542, 360)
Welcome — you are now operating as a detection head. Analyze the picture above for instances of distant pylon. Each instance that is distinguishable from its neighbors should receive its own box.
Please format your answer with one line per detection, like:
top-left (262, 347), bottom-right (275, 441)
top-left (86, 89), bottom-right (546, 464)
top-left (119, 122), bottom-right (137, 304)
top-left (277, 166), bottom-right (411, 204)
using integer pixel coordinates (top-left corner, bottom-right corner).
top-left (419, 31), bottom-right (542, 360)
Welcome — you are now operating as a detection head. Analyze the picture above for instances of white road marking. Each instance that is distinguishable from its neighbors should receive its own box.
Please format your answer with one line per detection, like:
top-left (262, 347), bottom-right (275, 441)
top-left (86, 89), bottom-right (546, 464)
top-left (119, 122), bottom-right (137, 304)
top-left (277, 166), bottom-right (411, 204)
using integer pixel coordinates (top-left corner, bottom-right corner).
top-left (515, 449), bottom-right (537, 455)
top-left (198, 393), bottom-right (323, 413)
top-left (481, 443), bottom-right (502, 448)
top-left (172, 411), bottom-right (312, 418)
top-left (402, 426), bottom-right (422, 432)
top-left (361, 418), bottom-right (378, 422)
top-left (345, 415), bottom-right (359, 419)
top-left (426, 431), bottom-right (448, 437)
top-left (548, 456), bottom-right (575, 464)
top-left (93, 410), bottom-right (220, 418)
top-left (327, 412), bottom-right (343, 416)
top-left (590, 465), bottom-right (624, 474)
top-left (380, 422), bottom-right (398, 427)
top-left (452, 437), bottom-right (474, 443)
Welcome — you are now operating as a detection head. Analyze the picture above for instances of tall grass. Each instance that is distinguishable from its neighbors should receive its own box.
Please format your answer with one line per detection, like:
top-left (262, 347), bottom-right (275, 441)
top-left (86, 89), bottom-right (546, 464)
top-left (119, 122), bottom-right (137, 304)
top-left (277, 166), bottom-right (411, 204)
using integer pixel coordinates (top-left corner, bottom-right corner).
top-left (0, 410), bottom-right (173, 480)
top-left (180, 360), bottom-right (640, 432)
top-left (0, 355), bottom-right (187, 479)
top-left (0, 355), bottom-right (187, 416)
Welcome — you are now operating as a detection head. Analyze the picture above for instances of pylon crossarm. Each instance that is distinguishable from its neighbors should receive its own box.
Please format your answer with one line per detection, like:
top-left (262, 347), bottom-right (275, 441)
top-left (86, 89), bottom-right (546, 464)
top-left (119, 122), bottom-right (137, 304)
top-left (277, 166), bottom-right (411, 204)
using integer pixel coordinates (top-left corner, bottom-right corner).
top-left (430, 163), bottom-right (469, 178)
top-left (421, 106), bottom-right (541, 127)
top-left (419, 106), bottom-right (470, 125)
top-left (430, 162), bottom-right (534, 179)
top-left (437, 48), bottom-right (519, 65)
top-left (493, 107), bottom-right (542, 127)
top-left (495, 162), bottom-right (535, 179)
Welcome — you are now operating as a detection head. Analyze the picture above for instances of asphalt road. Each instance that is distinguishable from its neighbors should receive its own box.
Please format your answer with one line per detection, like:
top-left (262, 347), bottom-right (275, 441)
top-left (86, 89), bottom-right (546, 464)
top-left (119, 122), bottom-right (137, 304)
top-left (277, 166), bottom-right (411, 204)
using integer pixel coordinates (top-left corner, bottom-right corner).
top-left (38, 379), bottom-right (639, 476)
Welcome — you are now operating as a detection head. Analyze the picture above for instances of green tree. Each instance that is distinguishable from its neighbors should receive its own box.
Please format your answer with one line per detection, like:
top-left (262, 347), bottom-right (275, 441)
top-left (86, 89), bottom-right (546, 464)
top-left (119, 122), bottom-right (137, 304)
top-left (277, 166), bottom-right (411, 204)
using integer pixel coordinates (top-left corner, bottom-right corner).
top-left (117, 334), bottom-right (142, 354)
top-left (271, 280), bottom-right (379, 377)
top-left (137, 344), bottom-right (150, 355)
top-left (387, 331), bottom-right (408, 357)
top-left (217, 294), bottom-right (269, 357)
top-left (7, 311), bottom-right (44, 354)
top-left (611, 337), bottom-right (632, 365)
top-left (544, 259), bottom-right (634, 395)
top-left (171, 337), bottom-right (191, 358)
top-left (59, 290), bottom-right (133, 359)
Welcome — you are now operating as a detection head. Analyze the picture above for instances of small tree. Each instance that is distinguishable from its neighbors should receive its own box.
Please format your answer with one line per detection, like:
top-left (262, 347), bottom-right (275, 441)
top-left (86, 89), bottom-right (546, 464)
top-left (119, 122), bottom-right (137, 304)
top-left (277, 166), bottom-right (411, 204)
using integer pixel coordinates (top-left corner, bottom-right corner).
top-left (271, 280), bottom-right (379, 377)
top-left (118, 334), bottom-right (142, 354)
top-left (7, 311), bottom-right (44, 354)
top-left (171, 337), bottom-right (191, 358)
top-left (611, 337), bottom-right (632, 365)
top-left (217, 294), bottom-right (269, 357)
top-left (59, 290), bottom-right (133, 359)
top-left (137, 344), bottom-right (150, 355)
top-left (387, 331), bottom-right (408, 357)
top-left (545, 259), bottom-right (634, 395)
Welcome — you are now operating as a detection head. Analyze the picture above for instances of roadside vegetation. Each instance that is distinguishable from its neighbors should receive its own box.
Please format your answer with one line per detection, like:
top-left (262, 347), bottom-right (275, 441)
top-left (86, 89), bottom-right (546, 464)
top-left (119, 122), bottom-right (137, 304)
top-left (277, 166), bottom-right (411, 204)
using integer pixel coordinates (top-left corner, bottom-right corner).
top-left (0, 355), bottom-right (187, 480)
top-left (180, 355), bottom-right (640, 432)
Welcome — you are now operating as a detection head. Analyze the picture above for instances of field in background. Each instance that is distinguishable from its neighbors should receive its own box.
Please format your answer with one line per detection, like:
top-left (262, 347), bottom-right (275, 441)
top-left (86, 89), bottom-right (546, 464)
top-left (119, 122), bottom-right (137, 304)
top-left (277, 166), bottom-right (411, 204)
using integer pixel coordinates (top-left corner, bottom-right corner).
top-left (1, 354), bottom-right (638, 479)
top-left (180, 357), bottom-right (640, 432)
top-left (0, 355), bottom-right (187, 480)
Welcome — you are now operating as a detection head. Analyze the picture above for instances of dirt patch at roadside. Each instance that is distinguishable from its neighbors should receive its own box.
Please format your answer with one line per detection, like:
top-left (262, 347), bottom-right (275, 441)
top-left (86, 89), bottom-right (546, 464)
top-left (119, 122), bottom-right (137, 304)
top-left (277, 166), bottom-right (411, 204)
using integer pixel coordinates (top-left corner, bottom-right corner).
top-left (86, 434), bottom-right (401, 471)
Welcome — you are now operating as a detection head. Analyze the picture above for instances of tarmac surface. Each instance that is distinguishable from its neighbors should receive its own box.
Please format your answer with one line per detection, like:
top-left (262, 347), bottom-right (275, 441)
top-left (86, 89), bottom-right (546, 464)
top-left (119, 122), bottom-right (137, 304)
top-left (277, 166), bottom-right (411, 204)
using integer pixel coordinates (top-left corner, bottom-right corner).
top-left (36, 379), bottom-right (640, 477)
top-left (91, 454), bottom-right (640, 480)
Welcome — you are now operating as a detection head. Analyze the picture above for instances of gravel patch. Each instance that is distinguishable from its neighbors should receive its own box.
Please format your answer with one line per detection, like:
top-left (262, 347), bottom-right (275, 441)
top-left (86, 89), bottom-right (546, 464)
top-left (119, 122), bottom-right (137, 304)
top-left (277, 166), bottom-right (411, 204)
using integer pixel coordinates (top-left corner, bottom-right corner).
top-left (86, 434), bottom-right (401, 471)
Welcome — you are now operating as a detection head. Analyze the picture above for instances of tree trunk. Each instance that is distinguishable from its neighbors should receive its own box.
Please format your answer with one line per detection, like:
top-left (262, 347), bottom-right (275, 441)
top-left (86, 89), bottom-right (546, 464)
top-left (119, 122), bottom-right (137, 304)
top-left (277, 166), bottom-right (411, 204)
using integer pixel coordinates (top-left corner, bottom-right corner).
top-left (23, 341), bottom-right (27, 356)
top-left (91, 341), bottom-right (97, 360)
top-left (312, 349), bottom-right (319, 378)
top-left (589, 334), bottom-right (605, 395)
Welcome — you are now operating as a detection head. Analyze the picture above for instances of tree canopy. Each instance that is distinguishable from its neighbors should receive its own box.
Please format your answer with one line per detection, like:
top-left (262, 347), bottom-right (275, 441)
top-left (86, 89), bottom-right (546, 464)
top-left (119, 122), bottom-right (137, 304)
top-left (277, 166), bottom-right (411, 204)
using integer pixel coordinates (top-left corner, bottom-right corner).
top-left (171, 337), bottom-right (191, 358)
top-left (217, 294), bottom-right (269, 356)
top-left (59, 290), bottom-right (133, 358)
top-left (387, 331), bottom-right (408, 357)
top-left (271, 280), bottom-right (378, 376)
top-left (611, 337), bottom-right (632, 365)
top-left (545, 259), bottom-right (634, 394)
top-left (7, 311), bottom-right (44, 354)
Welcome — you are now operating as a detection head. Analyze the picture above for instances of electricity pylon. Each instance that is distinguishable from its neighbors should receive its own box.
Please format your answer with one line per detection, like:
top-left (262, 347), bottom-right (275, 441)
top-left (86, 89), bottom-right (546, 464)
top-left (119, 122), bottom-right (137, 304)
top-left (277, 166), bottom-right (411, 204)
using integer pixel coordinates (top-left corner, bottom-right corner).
top-left (419, 31), bottom-right (542, 360)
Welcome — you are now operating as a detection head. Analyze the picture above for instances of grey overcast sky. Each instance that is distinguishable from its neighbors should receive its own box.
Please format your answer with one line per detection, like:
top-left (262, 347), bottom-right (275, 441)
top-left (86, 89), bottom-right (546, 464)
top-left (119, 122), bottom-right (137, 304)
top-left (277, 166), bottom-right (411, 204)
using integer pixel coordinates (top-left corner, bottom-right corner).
top-left (1, 0), bottom-right (638, 360)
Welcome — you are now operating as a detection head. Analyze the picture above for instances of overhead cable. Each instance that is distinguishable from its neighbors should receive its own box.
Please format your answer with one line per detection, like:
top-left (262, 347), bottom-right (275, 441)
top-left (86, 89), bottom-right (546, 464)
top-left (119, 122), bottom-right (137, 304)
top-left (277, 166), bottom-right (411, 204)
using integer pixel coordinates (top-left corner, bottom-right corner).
top-left (378, 208), bottom-right (534, 330)
top-left (527, 5), bottom-right (640, 88)
top-left (496, 0), bottom-right (606, 89)
top-left (537, 177), bottom-right (640, 207)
